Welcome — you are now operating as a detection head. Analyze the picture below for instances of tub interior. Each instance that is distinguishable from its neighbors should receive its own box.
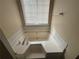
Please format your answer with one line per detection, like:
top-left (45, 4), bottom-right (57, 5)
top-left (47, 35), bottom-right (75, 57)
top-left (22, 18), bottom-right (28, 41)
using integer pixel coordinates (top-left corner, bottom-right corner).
top-left (25, 44), bottom-right (46, 59)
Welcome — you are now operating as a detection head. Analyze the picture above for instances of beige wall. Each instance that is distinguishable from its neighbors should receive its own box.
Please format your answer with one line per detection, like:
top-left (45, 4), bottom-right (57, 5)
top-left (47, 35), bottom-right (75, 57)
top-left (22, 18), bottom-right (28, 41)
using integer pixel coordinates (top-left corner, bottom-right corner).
top-left (0, 0), bottom-right (79, 59)
top-left (0, 0), bottom-right (22, 39)
top-left (52, 0), bottom-right (79, 59)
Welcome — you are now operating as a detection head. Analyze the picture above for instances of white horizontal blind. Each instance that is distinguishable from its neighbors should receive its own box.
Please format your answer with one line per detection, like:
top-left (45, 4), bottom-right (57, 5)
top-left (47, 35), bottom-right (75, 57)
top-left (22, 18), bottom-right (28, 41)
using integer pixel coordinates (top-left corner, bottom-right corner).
top-left (21, 0), bottom-right (50, 25)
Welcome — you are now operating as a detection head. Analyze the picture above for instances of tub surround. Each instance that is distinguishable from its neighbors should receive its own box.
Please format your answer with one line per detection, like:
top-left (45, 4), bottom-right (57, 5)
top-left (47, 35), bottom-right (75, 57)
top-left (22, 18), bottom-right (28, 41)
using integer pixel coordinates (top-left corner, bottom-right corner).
top-left (10, 37), bottom-right (67, 59)
top-left (9, 28), bottom-right (67, 54)
top-left (10, 37), bottom-right (67, 54)
top-left (7, 28), bottom-right (67, 59)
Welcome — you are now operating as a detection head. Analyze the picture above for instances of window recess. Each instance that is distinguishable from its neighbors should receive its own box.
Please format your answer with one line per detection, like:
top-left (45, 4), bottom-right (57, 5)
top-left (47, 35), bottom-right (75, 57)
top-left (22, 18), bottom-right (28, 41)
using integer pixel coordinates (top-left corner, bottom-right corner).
top-left (20, 0), bottom-right (51, 26)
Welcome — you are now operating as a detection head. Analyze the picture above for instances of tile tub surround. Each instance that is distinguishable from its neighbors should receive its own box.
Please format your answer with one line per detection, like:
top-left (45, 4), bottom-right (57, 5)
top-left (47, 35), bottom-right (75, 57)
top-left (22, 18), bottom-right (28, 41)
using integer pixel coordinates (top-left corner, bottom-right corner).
top-left (8, 37), bottom-right (67, 56)
top-left (11, 37), bottom-right (67, 55)
top-left (7, 28), bottom-right (67, 59)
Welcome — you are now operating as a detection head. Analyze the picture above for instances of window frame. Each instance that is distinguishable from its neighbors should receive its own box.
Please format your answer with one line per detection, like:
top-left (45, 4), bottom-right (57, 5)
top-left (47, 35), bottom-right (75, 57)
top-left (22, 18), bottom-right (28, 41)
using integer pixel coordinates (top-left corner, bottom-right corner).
top-left (17, 0), bottom-right (54, 29)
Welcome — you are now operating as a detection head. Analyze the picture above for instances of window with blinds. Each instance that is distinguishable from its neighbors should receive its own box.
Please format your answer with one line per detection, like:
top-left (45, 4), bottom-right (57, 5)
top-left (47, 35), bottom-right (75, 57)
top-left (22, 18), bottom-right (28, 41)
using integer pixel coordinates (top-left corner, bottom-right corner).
top-left (21, 0), bottom-right (50, 26)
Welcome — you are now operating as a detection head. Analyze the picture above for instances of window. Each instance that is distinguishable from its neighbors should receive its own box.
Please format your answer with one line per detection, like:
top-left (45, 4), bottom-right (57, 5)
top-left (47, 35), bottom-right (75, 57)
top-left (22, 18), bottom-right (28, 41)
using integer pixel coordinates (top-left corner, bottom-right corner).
top-left (21, 0), bottom-right (50, 26)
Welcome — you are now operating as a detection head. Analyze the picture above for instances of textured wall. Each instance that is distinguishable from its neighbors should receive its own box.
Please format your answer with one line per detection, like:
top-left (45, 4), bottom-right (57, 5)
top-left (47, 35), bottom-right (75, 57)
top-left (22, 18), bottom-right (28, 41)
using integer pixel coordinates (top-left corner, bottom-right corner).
top-left (52, 0), bottom-right (79, 59)
top-left (0, 0), bottom-right (22, 39)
